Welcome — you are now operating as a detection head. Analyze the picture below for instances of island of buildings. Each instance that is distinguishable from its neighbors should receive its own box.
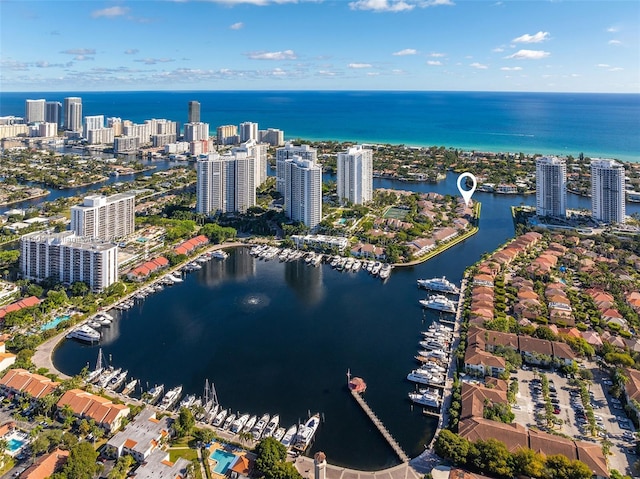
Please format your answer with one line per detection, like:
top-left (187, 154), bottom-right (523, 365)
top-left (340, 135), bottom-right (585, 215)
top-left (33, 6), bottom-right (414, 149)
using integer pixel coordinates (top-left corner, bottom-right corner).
top-left (0, 96), bottom-right (638, 479)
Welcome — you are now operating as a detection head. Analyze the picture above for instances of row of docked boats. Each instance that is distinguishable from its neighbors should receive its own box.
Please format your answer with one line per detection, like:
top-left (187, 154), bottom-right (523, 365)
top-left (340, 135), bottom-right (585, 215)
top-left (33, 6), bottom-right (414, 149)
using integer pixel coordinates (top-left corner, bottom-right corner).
top-left (66, 312), bottom-right (115, 343)
top-left (329, 256), bottom-right (392, 279)
top-left (87, 365), bottom-right (139, 397)
top-left (417, 276), bottom-right (460, 312)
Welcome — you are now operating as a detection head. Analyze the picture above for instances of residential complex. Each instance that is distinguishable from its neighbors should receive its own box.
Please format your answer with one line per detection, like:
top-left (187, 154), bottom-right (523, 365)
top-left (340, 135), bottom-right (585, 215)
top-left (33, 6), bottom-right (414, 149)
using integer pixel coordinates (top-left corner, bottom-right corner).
top-left (184, 121), bottom-right (209, 142)
top-left (535, 156), bottom-right (566, 218)
top-left (276, 142), bottom-right (318, 194)
top-left (70, 192), bottom-right (136, 241)
top-left (25, 99), bottom-right (45, 124)
top-left (591, 158), bottom-right (626, 224)
top-left (337, 145), bottom-right (373, 205)
top-left (196, 152), bottom-right (256, 215)
top-left (188, 100), bottom-right (200, 123)
top-left (232, 139), bottom-right (268, 186)
top-left (83, 115), bottom-right (104, 138)
top-left (239, 121), bottom-right (258, 142)
top-left (45, 101), bottom-right (62, 128)
top-left (19, 231), bottom-right (119, 292)
top-left (259, 127), bottom-right (285, 146)
top-left (283, 156), bottom-right (322, 229)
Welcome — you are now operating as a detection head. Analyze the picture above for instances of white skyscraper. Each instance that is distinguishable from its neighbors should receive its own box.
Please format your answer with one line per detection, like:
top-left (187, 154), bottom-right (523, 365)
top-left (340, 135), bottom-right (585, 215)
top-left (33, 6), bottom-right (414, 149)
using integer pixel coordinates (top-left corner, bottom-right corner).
top-left (64, 97), bottom-right (82, 132)
top-left (536, 156), bottom-right (567, 218)
top-left (591, 158), bottom-right (626, 224)
top-left (184, 122), bottom-right (209, 142)
top-left (83, 115), bottom-right (104, 138)
top-left (25, 99), bottom-right (46, 123)
top-left (284, 156), bottom-right (322, 229)
top-left (71, 192), bottom-right (136, 241)
top-left (232, 139), bottom-right (268, 187)
top-left (276, 143), bottom-right (318, 194)
top-left (239, 122), bottom-right (258, 142)
top-left (20, 231), bottom-right (118, 292)
top-left (196, 152), bottom-right (256, 216)
top-left (337, 145), bottom-right (373, 205)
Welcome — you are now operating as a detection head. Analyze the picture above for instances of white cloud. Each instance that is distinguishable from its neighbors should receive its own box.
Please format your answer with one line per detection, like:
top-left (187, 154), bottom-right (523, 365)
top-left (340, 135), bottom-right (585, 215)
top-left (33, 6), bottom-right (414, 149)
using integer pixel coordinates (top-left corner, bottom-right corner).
top-left (470, 62), bottom-right (488, 69)
top-left (91, 6), bottom-right (129, 18)
top-left (348, 0), bottom-right (453, 12)
top-left (230, 22), bottom-right (244, 29)
top-left (367, 72), bottom-right (380, 76)
top-left (506, 49), bottom-right (550, 60)
top-left (500, 66), bottom-right (522, 71)
top-left (393, 48), bottom-right (417, 56)
top-left (609, 67), bottom-right (624, 72)
top-left (606, 26), bottom-right (620, 33)
top-left (429, 52), bottom-right (446, 57)
top-left (318, 70), bottom-right (336, 76)
top-left (427, 60), bottom-right (442, 66)
top-left (61, 48), bottom-right (96, 55)
top-left (512, 31), bottom-right (550, 43)
top-left (73, 55), bottom-right (94, 61)
top-left (124, 49), bottom-right (139, 55)
top-left (492, 47), bottom-right (505, 53)
top-left (134, 58), bottom-right (175, 65)
top-left (247, 50), bottom-right (297, 60)
top-left (270, 68), bottom-right (287, 76)
top-left (608, 39), bottom-right (622, 46)
top-left (348, 63), bottom-right (372, 68)
top-left (204, 0), bottom-right (304, 4)
top-left (596, 64), bottom-right (610, 68)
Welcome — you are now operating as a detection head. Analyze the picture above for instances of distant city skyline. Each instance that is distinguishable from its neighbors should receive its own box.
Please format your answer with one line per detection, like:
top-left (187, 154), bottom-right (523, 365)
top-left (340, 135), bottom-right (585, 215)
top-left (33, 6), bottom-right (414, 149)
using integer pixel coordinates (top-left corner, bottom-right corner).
top-left (1, 0), bottom-right (638, 93)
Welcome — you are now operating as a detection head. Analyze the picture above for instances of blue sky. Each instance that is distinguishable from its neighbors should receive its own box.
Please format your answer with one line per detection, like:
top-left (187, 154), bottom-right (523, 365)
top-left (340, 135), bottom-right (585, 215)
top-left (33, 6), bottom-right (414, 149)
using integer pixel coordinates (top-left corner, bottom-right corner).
top-left (1, 0), bottom-right (638, 92)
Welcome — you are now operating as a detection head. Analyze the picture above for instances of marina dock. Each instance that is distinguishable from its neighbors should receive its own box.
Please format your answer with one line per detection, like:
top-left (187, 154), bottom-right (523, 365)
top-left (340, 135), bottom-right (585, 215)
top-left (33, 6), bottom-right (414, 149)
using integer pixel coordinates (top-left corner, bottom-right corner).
top-left (349, 388), bottom-right (410, 463)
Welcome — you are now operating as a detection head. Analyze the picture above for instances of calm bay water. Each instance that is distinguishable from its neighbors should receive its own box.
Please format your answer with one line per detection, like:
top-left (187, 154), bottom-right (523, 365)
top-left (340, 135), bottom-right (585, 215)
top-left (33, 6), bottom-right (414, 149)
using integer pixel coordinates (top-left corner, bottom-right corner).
top-left (1, 91), bottom-right (638, 161)
top-left (51, 174), bottom-right (640, 469)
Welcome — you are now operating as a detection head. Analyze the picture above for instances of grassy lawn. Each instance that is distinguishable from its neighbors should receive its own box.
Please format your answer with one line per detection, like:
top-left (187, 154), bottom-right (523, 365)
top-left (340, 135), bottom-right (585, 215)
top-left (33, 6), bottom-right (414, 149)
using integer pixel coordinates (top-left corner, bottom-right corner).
top-left (0, 457), bottom-right (16, 477)
top-left (168, 447), bottom-right (198, 462)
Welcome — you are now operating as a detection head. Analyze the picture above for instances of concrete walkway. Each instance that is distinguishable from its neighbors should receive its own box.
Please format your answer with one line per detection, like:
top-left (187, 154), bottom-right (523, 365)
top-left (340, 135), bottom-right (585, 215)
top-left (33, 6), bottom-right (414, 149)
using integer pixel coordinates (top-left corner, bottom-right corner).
top-left (293, 457), bottom-right (423, 479)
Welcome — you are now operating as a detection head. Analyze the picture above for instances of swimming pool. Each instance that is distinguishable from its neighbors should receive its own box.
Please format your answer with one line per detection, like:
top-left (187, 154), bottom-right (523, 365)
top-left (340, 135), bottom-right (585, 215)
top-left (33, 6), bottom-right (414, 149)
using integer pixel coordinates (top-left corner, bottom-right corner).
top-left (209, 449), bottom-right (237, 474)
top-left (41, 315), bottom-right (69, 331)
top-left (3, 431), bottom-right (28, 456)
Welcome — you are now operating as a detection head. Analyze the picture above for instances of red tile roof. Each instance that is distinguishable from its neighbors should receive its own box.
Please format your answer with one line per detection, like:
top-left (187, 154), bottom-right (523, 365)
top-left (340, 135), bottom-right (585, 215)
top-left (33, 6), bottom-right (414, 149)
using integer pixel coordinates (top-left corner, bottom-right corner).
top-left (0, 296), bottom-right (41, 320)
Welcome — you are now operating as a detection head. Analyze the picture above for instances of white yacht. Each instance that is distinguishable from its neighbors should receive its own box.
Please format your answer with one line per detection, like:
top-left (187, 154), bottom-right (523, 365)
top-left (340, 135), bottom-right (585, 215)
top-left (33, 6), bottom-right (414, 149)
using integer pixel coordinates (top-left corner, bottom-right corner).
top-left (242, 415), bottom-right (257, 433)
top-left (273, 426), bottom-right (286, 442)
top-left (67, 325), bottom-right (100, 343)
top-left (121, 379), bottom-right (138, 396)
top-left (420, 340), bottom-right (448, 350)
top-left (231, 414), bottom-right (250, 433)
top-left (146, 384), bottom-right (164, 404)
top-left (407, 369), bottom-right (444, 385)
top-left (263, 415), bottom-right (279, 438)
top-left (222, 412), bottom-right (236, 430)
top-left (281, 425), bottom-right (297, 447)
top-left (409, 390), bottom-right (441, 408)
top-left (379, 264), bottom-right (392, 279)
top-left (251, 414), bottom-right (270, 440)
top-left (419, 295), bottom-right (457, 313)
top-left (179, 394), bottom-right (196, 409)
top-left (159, 385), bottom-right (183, 411)
top-left (212, 408), bottom-right (228, 427)
top-left (211, 250), bottom-right (229, 259)
top-left (293, 413), bottom-right (320, 452)
top-left (417, 277), bottom-right (460, 294)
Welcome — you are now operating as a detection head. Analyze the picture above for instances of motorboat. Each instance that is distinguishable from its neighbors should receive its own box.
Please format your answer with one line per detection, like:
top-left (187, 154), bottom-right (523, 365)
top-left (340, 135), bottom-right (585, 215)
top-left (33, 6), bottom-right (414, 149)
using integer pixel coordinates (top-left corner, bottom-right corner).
top-left (263, 414), bottom-right (280, 438)
top-left (417, 277), bottom-right (460, 294)
top-left (159, 385), bottom-right (183, 411)
top-left (409, 390), bottom-right (441, 408)
top-left (146, 384), bottom-right (164, 404)
top-left (281, 425), bottom-right (297, 447)
top-left (407, 369), bottom-right (444, 385)
top-left (419, 294), bottom-right (457, 313)
top-left (231, 414), bottom-right (250, 433)
top-left (273, 426), bottom-right (286, 442)
top-left (293, 413), bottom-right (320, 452)
top-left (121, 379), bottom-right (138, 396)
top-left (211, 250), bottom-right (229, 259)
top-left (251, 414), bottom-right (270, 440)
top-left (222, 413), bottom-right (236, 430)
top-left (420, 340), bottom-right (448, 350)
top-left (242, 415), bottom-right (257, 433)
top-left (86, 368), bottom-right (103, 383)
top-left (379, 264), bottom-right (392, 279)
top-left (66, 325), bottom-right (100, 344)
top-left (179, 394), bottom-right (196, 410)
top-left (212, 408), bottom-right (228, 427)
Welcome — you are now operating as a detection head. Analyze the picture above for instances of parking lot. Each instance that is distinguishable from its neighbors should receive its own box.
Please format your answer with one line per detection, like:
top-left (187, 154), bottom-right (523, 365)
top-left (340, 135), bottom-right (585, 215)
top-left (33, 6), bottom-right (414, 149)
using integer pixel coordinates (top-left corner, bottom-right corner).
top-left (511, 363), bottom-right (638, 476)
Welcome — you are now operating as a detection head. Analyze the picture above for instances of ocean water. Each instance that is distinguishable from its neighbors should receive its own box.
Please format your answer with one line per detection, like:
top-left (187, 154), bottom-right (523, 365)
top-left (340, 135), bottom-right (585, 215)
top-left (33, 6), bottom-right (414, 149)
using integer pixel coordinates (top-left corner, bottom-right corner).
top-left (1, 91), bottom-right (638, 162)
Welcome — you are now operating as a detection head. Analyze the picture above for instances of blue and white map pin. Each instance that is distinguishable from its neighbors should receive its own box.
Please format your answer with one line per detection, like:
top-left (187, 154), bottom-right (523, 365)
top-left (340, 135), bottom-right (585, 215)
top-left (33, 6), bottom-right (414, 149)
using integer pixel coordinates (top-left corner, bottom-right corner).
top-left (457, 172), bottom-right (477, 207)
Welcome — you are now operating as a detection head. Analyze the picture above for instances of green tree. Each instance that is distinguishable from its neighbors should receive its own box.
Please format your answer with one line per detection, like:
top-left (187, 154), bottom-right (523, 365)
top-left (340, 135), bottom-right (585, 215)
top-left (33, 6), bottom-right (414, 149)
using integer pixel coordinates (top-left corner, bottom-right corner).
top-left (59, 441), bottom-right (101, 479)
top-left (255, 437), bottom-right (287, 477)
top-left (175, 407), bottom-right (195, 438)
top-left (108, 454), bottom-right (135, 479)
top-left (469, 438), bottom-right (513, 478)
top-left (543, 454), bottom-right (592, 479)
top-left (434, 429), bottom-right (469, 465)
top-left (512, 448), bottom-right (545, 478)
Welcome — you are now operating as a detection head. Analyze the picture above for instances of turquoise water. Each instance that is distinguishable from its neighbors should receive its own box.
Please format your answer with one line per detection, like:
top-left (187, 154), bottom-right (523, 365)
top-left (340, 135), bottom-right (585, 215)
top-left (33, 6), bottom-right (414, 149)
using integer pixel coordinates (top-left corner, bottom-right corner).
top-left (210, 449), bottom-right (237, 474)
top-left (0, 91), bottom-right (638, 162)
top-left (7, 438), bottom-right (25, 452)
top-left (41, 315), bottom-right (69, 331)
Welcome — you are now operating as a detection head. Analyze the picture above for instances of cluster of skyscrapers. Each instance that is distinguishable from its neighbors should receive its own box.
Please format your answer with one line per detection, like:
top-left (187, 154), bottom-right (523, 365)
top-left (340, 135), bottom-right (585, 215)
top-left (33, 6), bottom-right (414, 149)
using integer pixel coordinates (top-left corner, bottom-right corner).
top-left (19, 192), bottom-right (136, 292)
top-left (536, 156), bottom-right (626, 224)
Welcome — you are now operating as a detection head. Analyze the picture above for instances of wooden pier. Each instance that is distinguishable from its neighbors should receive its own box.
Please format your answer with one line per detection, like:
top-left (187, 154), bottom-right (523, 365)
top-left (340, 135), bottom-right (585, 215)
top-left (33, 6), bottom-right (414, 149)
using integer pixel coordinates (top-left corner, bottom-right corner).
top-left (422, 409), bottom-right (442, 419)
top-left (349, 389), bottom-right (410, 463)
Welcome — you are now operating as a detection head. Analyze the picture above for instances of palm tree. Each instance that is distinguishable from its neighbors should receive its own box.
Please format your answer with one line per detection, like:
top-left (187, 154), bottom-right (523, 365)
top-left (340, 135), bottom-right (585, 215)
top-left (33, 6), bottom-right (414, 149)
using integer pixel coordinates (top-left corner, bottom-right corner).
top-left (237, 431), bottom-right (253, 446)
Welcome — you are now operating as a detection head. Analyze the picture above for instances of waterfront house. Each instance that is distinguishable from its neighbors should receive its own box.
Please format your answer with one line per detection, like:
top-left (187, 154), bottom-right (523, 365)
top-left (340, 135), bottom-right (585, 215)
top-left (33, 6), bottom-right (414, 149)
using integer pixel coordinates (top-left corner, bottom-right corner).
top-left (105, 408), bottom-right (171, 462)
top-left (57, 389), bottom-right (130, 432)
top-left (131, 449), bottom-right (190, 479)
top-left (20, 448), bottom-right (69, 479)
top-left (350, 242), bottom-right (386, 260)
top-left (460, 382), bottom-right (508, 420)
top-left (173, 234), bottom-right (208, 256)
top-left (0, 296), bottom-right (40, 322)
top-left (463, 347), bottom-right (506, 377)
top-left (0, 368), bottom-right (58, 403)
top-left (126, 256), bottom-right (169, 281)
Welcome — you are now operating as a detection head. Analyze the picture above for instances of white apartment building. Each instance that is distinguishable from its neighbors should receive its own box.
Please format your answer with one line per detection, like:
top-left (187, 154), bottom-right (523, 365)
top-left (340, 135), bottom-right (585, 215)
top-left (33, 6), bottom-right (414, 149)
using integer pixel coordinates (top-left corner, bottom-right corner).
top-left (591, 158), bottom-right (626, 224)
top-left (233, 139), bottom-right (268, 186)
top-left (337, 145), bottom-right (373, 205)
top-left (87, 127), bottom-right (114, 145)
top-left (216, 124), bottom-right (239, 145)
top-left (64, 97), bottom-right (82, 132)
top-left (123, 122), bottom-right (152, 145)
top-left (284, 156), bottom-right (322, 229)
top-left (107, 117), bottom-right (123, 136)
top-left (536, 156), bottom-right (566, 218)
top-left (196, 152), bottom-right (256, 215)
top-left (276, 143), bottom-right (318, 194)
top-left (239, 121), bottom-right (258, 142)
top-left (25, 99), bottom-right (46, 124)
top-left (83, 115), bottom-right (104, 138)
top-left (20, 231), bottom-right (118, 292)
top-left (0, 124), bottom-right (28, 138)
top-left (114, 136), bottom-right (140, 153)
top-left (38, 122), bottom-right (58, 138)
top-left (184, 122), bottom-right (209, 142)
top-left (259, 128), bottom-right (285, 147)
top-left (70, 192), bottom-right (136, 241)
